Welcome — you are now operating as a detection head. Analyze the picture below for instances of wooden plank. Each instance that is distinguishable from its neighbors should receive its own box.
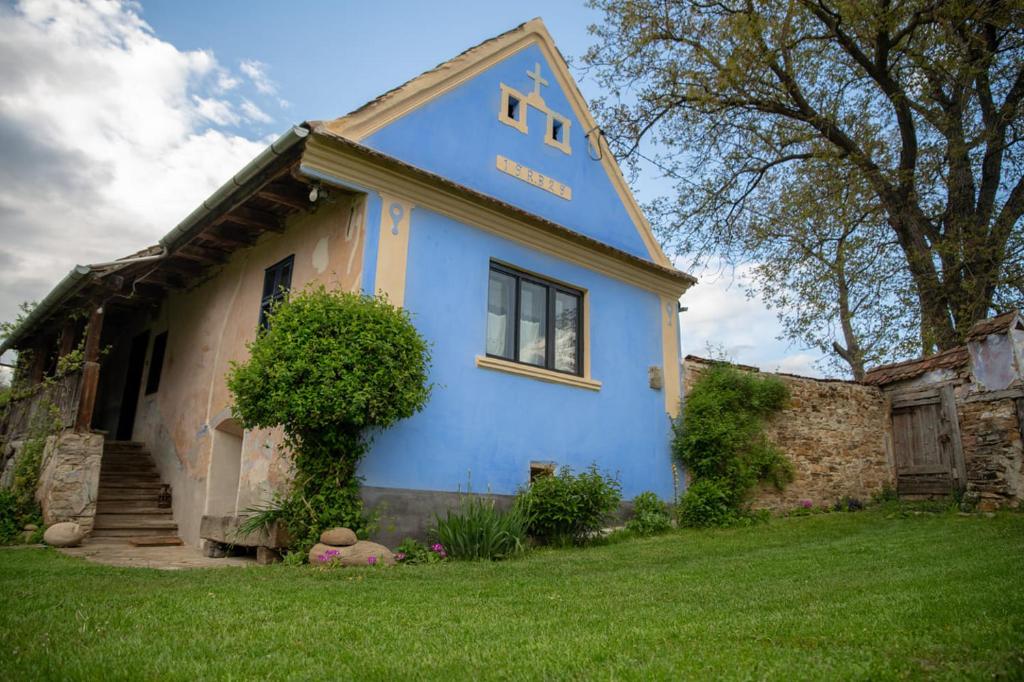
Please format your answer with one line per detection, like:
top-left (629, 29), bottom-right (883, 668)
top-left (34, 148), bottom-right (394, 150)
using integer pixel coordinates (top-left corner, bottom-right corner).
top-left (257, 187), bottom-right (308, 211)
top-left (941, 384), bottom-right (966, 489)
top-left (175, 244), bottom-right (229, 265)
top-left (964, 388), bottom-right (1024, 403)
top-left (217, 206), bottom-right (285, 233)
top-left (892, 395), bottom-right (942, 409)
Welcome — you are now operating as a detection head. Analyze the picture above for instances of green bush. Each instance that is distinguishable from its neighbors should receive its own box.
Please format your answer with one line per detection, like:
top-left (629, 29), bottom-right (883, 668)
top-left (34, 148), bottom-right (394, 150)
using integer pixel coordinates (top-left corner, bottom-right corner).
top-left (395, 537), bottom-right (447, 564)
top-left (227, 286), bottom-right (432, 554)
top-left (673, 363), bottom-right (792, 527)
top-left (625, 491), bottom-right (673, 536)
top-left (432, 495), bottom-right (526, 561)
top-left (515, 465), bottom-right (622, 546)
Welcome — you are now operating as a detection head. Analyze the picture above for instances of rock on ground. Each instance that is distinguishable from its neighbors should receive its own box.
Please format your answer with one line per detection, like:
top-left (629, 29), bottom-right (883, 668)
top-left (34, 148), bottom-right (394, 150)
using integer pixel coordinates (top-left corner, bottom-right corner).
top-left (319, 527), bottom-right (357, 547)
top-left (43, 522), bottom-right (85, 547)
top-left (309, 540), bottom-right (395, 566)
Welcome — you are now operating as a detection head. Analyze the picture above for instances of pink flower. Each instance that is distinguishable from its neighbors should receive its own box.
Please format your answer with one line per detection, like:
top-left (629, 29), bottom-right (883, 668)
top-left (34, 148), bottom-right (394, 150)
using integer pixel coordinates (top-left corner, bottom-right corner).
top-left (800, 499), bottom-right (813, 509)
top-left (367, 556), bottom-right (377, 565)
top-left (431, 543), bottom-right (444, 553)
top-left (395, 552), bottom-right (406, 561)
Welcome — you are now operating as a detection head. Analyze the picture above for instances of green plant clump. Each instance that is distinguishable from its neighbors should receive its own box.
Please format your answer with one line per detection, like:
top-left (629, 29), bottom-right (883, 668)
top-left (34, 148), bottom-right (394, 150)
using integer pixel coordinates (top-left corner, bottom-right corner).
top-left (432, 495), bottom-right (527, 561)
top-left (673, 363), bottom-right (793, 527)
top-left (625, 491), bottom-right (673, 536)
top-left (227, 286), bottom-right (432, 555)
top-left (515, 465), bottom-right (622, 546)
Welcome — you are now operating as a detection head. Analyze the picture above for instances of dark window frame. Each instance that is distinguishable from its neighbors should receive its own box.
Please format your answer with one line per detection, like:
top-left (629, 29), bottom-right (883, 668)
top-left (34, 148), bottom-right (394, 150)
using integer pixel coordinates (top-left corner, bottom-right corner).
top-left (259, 255), bottom-right (294, 329)
top-left (144, 331), bottom-right (168, 395)
top-left (486, 261), bottom-right (584, 377)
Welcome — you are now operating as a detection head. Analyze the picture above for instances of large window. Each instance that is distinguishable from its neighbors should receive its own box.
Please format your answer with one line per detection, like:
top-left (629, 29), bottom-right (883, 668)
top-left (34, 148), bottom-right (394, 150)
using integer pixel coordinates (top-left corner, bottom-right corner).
top-left (486, 262), bottom-right (582, 375)
top-left (259, 255), bottom-right (294, 329)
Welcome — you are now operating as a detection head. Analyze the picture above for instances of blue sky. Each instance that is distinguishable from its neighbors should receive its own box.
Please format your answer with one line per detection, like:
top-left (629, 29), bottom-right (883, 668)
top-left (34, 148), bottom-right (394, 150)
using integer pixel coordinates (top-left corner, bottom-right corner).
top-left (0, 0), bottom-right (826, 376)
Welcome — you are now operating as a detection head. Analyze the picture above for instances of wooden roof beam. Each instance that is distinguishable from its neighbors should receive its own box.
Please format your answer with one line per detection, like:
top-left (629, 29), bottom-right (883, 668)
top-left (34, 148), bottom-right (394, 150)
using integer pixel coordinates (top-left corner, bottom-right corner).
top-left (218, 206), bottom-right (285, 233)
top-left (256, 187), bottom-right (309, 212)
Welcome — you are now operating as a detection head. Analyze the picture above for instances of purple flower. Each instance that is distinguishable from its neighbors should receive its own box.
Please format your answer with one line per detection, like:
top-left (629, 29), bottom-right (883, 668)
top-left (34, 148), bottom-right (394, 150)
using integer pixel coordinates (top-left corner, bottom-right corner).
top-left (395, 552), bottom-right (406, 561)
top-left (438, 550), bottom-right (447, 559)
top-left (800, 499), bottom-right (813, 509)
top-left (367, 556), bottom-right (377, 565)
top-left (325, 549), bottom-right (340, 557)
top-left (431, 543), bottom-right (444, 553)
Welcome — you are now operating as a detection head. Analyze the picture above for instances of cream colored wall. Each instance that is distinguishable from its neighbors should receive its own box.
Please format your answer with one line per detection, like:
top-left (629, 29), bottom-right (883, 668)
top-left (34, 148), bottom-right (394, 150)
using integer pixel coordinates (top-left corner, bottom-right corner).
top-left (133, 196), bottom-right (364, 545)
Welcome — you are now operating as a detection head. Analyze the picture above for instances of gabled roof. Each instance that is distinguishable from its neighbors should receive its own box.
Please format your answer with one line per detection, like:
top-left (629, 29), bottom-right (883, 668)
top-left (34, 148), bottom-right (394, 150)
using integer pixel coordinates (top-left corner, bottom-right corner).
top-left (862, 310), bottom-right (1021, 386)
top-left (322, 18), bottom-right (675, 269)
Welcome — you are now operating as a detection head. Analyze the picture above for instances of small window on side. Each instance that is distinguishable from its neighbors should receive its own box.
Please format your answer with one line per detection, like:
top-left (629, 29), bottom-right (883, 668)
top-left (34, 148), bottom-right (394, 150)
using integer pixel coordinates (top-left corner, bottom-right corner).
top-left (259, 255), bottom-right (294, 329)
top-left (145, 332), bottom-right (168, 395)
top-left (507, 96), bottom-right (520, 121)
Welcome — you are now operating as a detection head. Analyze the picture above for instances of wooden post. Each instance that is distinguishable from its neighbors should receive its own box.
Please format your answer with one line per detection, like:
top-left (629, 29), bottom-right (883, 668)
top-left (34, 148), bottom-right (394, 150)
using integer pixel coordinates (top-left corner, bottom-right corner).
top-left (58, 321), bottom-right (77, 358)
top-left (74, 305), bottom-right (104, 432)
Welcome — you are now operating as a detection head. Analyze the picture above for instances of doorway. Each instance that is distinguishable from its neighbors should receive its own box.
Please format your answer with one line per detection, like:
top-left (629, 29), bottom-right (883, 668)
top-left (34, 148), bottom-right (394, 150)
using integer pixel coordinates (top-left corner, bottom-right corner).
top-left (116, 331), bottom-right (150, 441)
top-left (891, 386), bottom-right (966, 497)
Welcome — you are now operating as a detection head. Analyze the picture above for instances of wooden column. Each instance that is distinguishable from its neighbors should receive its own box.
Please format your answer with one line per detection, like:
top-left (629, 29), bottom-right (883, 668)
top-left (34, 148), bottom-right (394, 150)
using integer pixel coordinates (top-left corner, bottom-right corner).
top-left (58, 320), bottom-right (77, 358)
top-left (74, 305), bottom-right (104, 432)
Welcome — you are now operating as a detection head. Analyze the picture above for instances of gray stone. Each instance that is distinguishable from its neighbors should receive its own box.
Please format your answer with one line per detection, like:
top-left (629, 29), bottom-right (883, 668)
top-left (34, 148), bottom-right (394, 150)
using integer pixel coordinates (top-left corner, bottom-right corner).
top-left (202, 540), bottom-right (229, 558)
top-left (43, 522), bottom-right (85, 547)
top-left (256, 546), bottom-right (282, 565)
top-left (37, 432), bottom-right (103, 533)
top-left (319, 527), bottom-right (357, 547)
top-left (23, 524), bottom-right (38, 532)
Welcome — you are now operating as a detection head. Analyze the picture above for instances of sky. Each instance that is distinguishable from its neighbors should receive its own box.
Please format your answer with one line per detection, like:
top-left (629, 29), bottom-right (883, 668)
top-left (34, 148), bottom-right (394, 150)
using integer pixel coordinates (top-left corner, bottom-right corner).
top-left (0, 0), bottom-right (827, 376)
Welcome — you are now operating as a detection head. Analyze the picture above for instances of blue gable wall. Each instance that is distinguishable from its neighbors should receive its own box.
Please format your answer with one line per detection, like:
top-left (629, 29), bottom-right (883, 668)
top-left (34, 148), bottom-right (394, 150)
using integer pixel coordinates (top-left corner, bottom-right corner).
top-left (357, 205), bottom-right (675, 500)
top-left (360, 43), bottom-right (653, 261)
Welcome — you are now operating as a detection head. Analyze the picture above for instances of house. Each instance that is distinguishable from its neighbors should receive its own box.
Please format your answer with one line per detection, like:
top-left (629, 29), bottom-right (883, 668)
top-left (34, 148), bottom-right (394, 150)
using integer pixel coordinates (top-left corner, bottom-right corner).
top-left (863, 310), bottom-right (1024, 508)
top-left (0, 19), bottom-right (695, 548)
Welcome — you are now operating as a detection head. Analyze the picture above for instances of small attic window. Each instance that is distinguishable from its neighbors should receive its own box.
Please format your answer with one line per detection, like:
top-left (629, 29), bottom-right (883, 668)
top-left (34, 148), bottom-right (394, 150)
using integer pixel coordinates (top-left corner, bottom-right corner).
top-left (499, 84), bottom-right (528, 134)
top-left (507, 95), bottom-right (520, 121)
top-left (545, 114), bottom-right (571, 155)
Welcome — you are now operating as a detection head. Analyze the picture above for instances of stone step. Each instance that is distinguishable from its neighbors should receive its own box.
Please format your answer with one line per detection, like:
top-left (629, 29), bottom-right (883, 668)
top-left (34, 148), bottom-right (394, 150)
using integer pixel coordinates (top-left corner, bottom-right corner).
top-left (91, 527), bottom-right (179, 538)
top-left (96, 490), bottom-right (163, 501)
top-left (95, 506), bottom-right (171, 515)
top-left (129, 535), bottom-right (184, 547)
top-left (100, 465), bottom-right (158, 475)
top-left (99, 474), bottom-right (163, 484)
top-left (103, 441), bottom-right (145, 449)
top-left (93, 516), bottom-right (177, 530)
top-left (98, 482), bottom-right (165, 492)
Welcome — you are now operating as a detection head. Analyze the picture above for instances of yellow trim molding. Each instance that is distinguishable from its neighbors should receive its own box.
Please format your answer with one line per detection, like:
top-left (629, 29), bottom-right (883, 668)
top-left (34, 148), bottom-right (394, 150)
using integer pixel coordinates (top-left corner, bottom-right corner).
top-left (322, 18), bottom-right (673, 268)
top-left (476, 355), bottom-right (601, 391)
top-left (374, 193), bottom-right (414, 306)
top-left (300, 135), bottom-right (692, 299)
top-left (660, 295), bottom-right (682, 417)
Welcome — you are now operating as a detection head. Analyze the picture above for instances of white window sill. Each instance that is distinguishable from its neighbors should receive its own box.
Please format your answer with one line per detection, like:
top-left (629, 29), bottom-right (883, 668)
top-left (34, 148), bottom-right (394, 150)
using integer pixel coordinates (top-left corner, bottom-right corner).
top-left (475, 355), bottom-right (601, 391)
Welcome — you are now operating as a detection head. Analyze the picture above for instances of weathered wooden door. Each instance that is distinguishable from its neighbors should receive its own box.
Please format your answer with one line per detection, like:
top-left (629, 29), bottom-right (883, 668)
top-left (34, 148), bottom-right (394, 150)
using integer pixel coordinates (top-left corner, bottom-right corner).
top-left (890, 386), bottom-right (966, 497)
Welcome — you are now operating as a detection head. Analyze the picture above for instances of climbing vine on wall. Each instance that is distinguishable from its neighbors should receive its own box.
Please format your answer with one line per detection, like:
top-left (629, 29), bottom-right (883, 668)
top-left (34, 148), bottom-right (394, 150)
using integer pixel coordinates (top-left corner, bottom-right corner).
top-left (673, 363), bottom-right (792, 527)
top-left (228, 286), bottom-right (432, 554)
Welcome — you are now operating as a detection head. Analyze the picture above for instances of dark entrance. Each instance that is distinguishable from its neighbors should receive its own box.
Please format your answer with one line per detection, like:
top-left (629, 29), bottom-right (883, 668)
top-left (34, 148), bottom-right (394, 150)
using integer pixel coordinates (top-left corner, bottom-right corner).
top-left (116, 331), bottom-right (150, 441)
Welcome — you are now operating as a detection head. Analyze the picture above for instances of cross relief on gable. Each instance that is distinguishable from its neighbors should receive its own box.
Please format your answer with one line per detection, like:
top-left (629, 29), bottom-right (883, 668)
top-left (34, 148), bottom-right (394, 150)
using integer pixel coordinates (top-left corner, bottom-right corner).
top-left (498, 63), bottom-right (572, 155)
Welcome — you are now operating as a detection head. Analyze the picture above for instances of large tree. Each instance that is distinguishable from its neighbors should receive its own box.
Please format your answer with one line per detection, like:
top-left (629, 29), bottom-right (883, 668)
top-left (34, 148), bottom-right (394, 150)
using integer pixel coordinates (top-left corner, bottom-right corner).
top-left (586, 0), bottom-right (1024, 364)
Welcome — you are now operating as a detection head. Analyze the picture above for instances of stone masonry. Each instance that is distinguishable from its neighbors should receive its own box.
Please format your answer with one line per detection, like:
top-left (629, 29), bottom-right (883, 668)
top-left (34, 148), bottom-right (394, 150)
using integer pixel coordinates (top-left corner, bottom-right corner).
top-left (958, 397), bottom-right (1024, 509)
top-left (683, 357), bottom-right (894, 511)
top-left (36, 432), bottom-right (104, 532)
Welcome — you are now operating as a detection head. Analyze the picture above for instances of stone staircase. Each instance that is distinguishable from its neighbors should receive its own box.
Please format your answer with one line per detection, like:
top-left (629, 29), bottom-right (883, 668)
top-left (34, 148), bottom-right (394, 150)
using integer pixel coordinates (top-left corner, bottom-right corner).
top-left (92, 441), bottom-right (182, 545)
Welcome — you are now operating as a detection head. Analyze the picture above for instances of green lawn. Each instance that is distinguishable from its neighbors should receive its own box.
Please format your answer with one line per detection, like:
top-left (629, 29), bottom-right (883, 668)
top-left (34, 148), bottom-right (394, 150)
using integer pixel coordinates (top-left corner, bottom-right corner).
top-left (1, 511), bottom-right (1022, 680)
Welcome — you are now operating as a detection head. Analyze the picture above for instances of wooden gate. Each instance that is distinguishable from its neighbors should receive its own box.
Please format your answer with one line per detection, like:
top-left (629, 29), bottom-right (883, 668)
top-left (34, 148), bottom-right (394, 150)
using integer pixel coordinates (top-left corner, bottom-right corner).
top-left (890, 385), bottom-right (966, 497)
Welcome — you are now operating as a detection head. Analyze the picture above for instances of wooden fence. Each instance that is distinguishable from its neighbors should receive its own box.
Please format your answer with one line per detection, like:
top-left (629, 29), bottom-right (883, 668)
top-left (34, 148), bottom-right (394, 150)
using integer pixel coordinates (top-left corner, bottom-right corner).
top-left (2, 371), bottom-right (83, 441)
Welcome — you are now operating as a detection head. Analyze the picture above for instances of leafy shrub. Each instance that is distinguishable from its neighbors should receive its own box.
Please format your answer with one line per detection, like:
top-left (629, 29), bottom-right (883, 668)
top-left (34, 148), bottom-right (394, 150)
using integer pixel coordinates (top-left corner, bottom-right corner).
top-left (673, 363), bottom-right (792, 527)
top-left (832, 496), bottom-right (864, 512)
top-left (625, 491), bottom-right (672, 536)
top-left (228, 286), bottom-right (432, 553)
top-left (515, 465), bottom-right (622, 546)
top-left (432, 495), bottom-right (526, 561)
top-left (395, 538), bottom-right (447, 564)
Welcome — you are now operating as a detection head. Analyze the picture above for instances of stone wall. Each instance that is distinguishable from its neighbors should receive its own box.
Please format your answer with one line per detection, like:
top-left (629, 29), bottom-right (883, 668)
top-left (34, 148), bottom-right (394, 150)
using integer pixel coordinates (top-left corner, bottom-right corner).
top-left (959, 396), bottom-right (1024, 509)
top-left (682, 358), bottom-right (894, 511)
top-left (36, 432), bottom-right (103, 532)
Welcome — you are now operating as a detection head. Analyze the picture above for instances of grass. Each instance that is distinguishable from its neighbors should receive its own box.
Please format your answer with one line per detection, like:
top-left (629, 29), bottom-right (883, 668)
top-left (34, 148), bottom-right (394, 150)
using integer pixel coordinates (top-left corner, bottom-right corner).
top-left (1, 510), bottom-right (1022, 680)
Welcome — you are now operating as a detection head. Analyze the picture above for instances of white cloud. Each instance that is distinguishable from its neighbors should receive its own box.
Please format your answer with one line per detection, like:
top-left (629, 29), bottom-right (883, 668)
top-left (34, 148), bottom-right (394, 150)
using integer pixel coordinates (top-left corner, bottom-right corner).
top-left (240, 98), bottom-right (273, 124)
top-left (678, 264), bottom-right (827, 378)
top-left (216, 71), bottom-right (240, 92)
top-left (193, 95), bottom-right (240, 126)
top-left (240, 58), bottom-right (276, 95)
top-left (0, 0), bottom-right (267, 332)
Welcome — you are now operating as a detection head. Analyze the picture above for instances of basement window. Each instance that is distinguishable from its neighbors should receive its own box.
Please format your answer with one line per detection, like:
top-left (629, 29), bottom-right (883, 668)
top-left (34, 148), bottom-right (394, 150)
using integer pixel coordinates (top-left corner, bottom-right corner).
top-left (259, 255), bottom-right (294, 329)
top-left (145, 331), bottom-right (168, 395)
